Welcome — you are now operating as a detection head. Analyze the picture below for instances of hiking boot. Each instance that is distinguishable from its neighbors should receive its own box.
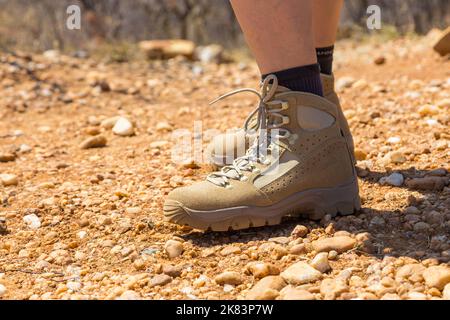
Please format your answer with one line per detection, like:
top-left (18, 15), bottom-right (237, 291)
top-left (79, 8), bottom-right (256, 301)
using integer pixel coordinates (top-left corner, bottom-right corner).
top-left (206, 73), bottom-right (356, 167)
top-left (164, 75), bottom-right (360, 231)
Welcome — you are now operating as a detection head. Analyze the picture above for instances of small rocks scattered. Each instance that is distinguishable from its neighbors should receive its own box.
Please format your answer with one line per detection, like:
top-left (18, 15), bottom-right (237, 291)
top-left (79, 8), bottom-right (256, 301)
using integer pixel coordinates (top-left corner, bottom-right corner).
top-left (291, 225), bottom-right (308, 238)
top-left (423, 266), bottom-right (450, 290)
top-left (0, 153), bottom-right (15, 162)
top-left (149, 274), bottom-right (172, 288)
top-left (245, 262), bottom-right (280, 279)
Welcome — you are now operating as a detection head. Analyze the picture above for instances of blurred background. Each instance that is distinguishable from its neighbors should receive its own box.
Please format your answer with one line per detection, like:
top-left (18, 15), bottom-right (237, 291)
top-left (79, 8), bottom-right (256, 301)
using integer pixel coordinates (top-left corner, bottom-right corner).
top-left (0, 0), bottom-right (450, 58)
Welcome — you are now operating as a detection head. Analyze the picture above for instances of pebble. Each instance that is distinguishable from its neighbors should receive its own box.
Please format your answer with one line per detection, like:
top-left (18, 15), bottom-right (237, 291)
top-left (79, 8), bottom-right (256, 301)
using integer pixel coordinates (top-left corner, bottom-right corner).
top-left (379, 172), bottom-right (404, 186)
top-left (0, 174), bottom-right (18, 186)
top-left (413, 222), bottom-right (430, 232)
top-left (311, 236), bottom-right (356, 253)
top-left (149, 274), bottom-right (172, 287)
top-left (214, 271), bottom-right (242, 286)
top-left (164, 240), bottom-right (184, 259)
top-left (0, 153), bottom-right (15, 162)
top-left (100, 116), bottom-right (121, 129)
top-left (320, 278), bottom-right (349, 299)
top-left (279, 286), bottom-right (315, 300)
top-left (156, 121), bottom-right (173, 132)
top-left (395, 264), bottom-right (425, 283)
top-left (443, 283), bottom-right (450, 300)
top-left (281, 262), bottom-right (322, 285)
top-left (423, 266), bottom-right (450, 290)
top-left (80, 135), bottom-right (107, 149)
top-left (246, 262), bottom-right (280, 279)
top-left (162, 264), bottom-right (182, 278)
top-left (117, 290), bottom-right (141, 300)
top-left (336, 77), bottom-right (355, 91)
top-left (245, 276), bottom-right (286, 300)
top-left (220, 245), bottom-right (241, 256)
top-left (291, 225), bottom-right (308, 238)
top-left (354, 149), bottom-right (367, 161)
top-left (23, 214), bottom-right (41, 229)
top-left (310, 252), bottom-right (331, 273)
top-left (112, 117), bottom-right (134, 136)
top-left (0, 284), bottom-right (6, 297)
top-left (125, 207), bottom-right (141, 216)
top-left (289, 243), bottom-right (307, 255)
top-left (405, 206), bottom-right (420, 215)
top-left (67, 281), bottom-right (82, 292)
top-left (405, 177), bottom-right (447, 191)
top-left (418, 104), bottom-right (439, 116)
top-left (386, 151), bottom-right (407, 164)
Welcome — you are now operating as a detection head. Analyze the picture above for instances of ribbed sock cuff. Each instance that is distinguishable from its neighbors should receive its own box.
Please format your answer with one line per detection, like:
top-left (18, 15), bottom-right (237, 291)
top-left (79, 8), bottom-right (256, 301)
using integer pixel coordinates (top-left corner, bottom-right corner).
top-left (262, 63), bottom-right (323, 96)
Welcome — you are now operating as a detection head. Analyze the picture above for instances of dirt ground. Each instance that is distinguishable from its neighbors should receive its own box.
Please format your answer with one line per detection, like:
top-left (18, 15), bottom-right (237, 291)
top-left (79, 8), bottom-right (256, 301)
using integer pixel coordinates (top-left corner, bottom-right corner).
top-left (0, 35), bottom-right (449, 300)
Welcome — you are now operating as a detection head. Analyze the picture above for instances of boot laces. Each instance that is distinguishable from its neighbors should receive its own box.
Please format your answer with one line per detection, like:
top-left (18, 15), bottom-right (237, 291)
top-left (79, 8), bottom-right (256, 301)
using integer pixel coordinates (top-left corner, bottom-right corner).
top-left (206, 74), bottom-right (291, 187)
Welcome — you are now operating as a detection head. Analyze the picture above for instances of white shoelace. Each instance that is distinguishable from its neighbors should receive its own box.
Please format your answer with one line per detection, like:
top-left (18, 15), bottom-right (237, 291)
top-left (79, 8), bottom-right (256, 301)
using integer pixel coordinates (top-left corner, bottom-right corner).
top-left (206, 75), bottom-right (291, 187)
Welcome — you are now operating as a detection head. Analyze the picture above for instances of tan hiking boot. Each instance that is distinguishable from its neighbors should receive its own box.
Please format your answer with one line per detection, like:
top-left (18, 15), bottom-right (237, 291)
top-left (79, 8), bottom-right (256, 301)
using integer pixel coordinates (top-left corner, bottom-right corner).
top-left (206, 73), bottom-right (355, 167)
top-left (164, 75), bottom-right (360, 231)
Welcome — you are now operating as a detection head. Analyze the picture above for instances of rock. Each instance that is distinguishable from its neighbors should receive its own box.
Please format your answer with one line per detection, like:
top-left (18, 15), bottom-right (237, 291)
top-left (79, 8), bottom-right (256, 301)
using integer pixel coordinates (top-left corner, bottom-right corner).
top-left (320, 278), bottom-right (349, 299)
top-left (427, 168), bottom-right (447, 177)
top-left (387, 136), bottom-right (401, 144)
top-left (156, 121), bottom-right (173, 132)
top-left (0, 284), bottom-right (6, 297)
top-left (413, 222), bottom-right (431, 232)
top-left (245, 276), bottom-right (286, 300)
top-left (312, 236), bottom-right (356, 253)
top-left (268, 236), bottom-right (291, 245)
top-left (395, 264), bottom-right (426, 283)
top-left (405, 177), bottom-right (447, 191)
top-left (279, 286), bottom-right (315, 300)
top-left (164, 240), bottom-right (184, 259)
top-left (149, 274), bottom-right (172, 287)
top-left (291, 225), bottom-right (308, 238)
top-left (139, 39), bottom-right (195, 60)
top-left (381, 293), bottom-right (401, 300)
top-left (379, 173), bottom-right (404, 186)
top-left (125, 207), bottom-right (141, 216)
top-left (418, 104), bottom-right (439, 117)
top-left (0, 217), bottom-right (7, 233)
top-left (369, 216), bottom-right (386, 227)
top-left (214, 271), bottom-right (242, 286)
top-left (80, 135), bottom-right (107, 149)
top-left (289, 244), bottom-right (307, 255)
top-left (310, 252), bottom-right (331, 273)
top-left (405, 206), bottom-right (420, 215)
top-left (246, 262), bottom-right (280, 279)
top-left (220, 245), bottom-right (241, 256)
top-left (194, 44), bottom-right (225, 63)
top-left (23, 214), bottom-right (41, 229)
top-left (423, 266), bottom-right (450, 290)
top-left (335, 77), bottom-right (355, 92)
top-left (0, 174), bottom-right (18, 186)
top-left (100, 116), bottom-right (121, 129)
top-left (374, 56), bottom-right (386, 65)
top-left (354, 149), bottom-right (367, 161)
top-left (117, 290), bottom-right (141, 300)
top-left (281, 262), bottom-right (322, 285)
top-left (386, 151), bottom-right (407, 164)
top-left (162, 264), bottom-right (182, 278)
top-left (67, 281), bottom-right (82, 292)
top-left (0, 153), bottom-right (15, 162)
top-left (433, 26), bottom-right (450, 56)
top-left (443, 283), bottom-right (450, 300)
top-left (112, 117), bottom-right (134, 136)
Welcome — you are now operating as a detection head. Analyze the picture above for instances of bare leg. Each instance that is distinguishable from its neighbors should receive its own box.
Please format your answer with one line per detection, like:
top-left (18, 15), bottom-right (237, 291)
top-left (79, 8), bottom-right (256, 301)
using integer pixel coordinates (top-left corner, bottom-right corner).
top-left (230, 0), bottom-right (316, 75)
top-left (313, 0), bottom-right (343, 48)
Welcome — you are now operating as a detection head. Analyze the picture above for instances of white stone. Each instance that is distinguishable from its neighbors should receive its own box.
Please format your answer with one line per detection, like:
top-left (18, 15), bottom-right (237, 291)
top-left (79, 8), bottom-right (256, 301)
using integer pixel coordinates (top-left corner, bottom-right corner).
top-left (67, 281), bottom-right (82, 292)
top-left (387, 136), bottom-right (401, 144)
top-left (310, 252), bottom-right (331, 273)
top-left (112, 117), bottom-right (134, 136)
top-left (379, 173), bottom-right (404, 186)
top-left (0, 284), bottom-right (6, 297)
top-left (23, 214), bottom-right (41, 229)
top-left (0, 174), bottom-right (18, 186)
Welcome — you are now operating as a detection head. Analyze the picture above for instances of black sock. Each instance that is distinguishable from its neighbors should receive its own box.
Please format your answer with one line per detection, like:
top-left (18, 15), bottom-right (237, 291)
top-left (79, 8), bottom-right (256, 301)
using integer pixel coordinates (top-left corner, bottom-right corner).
top-left (316, 45), bottom-right (334, 75)
top-left (262, 63), bottom-right (323, 96)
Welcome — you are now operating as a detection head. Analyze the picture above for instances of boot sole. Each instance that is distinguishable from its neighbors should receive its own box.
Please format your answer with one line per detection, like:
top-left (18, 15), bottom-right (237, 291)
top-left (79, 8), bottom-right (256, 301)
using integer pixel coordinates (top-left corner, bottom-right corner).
top-left (163, 179), bottom-right (361, 231)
